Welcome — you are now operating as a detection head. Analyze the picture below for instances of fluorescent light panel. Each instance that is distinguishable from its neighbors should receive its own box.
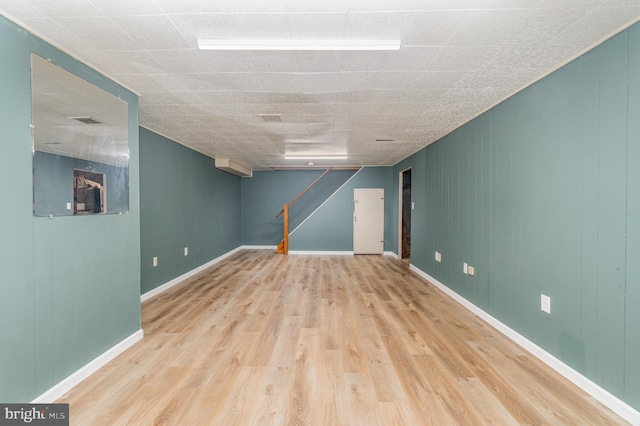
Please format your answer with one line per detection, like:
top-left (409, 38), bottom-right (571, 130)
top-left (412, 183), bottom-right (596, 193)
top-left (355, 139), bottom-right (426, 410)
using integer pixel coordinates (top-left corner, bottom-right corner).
top-left (285, 155), bottom-right (348, 160)
top-left (198, 39), bottom-right (401, 51)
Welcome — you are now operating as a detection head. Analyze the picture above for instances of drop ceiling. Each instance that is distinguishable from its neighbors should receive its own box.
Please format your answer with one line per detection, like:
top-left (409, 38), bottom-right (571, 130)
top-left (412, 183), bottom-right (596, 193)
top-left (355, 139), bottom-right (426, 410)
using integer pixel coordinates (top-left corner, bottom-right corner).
top-left (2, 1), bottom-right (639, 171)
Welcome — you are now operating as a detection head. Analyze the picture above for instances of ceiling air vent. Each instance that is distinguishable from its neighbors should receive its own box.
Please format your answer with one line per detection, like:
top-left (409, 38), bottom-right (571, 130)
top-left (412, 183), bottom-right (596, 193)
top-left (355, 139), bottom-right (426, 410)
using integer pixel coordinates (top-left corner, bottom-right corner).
top-left (69, 116), bottom-right (103, 125)
top-left (259, 114), bottom-right (282, 122)
top-left (375, 138), bottom-right (394, 142)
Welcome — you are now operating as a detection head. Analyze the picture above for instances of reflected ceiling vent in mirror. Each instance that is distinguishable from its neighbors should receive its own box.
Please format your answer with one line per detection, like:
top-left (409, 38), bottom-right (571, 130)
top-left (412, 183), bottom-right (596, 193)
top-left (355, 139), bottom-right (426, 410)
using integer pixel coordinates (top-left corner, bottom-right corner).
top-left (69, 116), bottom-right (103, 125)
top-left (285, 139), bottom-right (330, 144)
top-left (259, 114), bottom-right (281, 122)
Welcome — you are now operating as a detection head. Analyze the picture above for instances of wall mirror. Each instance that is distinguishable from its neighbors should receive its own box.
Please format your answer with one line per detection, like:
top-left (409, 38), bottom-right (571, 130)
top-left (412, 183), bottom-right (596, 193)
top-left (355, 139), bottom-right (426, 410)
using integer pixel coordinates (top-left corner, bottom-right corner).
top-left (31, 53), bottom-right (129, 217)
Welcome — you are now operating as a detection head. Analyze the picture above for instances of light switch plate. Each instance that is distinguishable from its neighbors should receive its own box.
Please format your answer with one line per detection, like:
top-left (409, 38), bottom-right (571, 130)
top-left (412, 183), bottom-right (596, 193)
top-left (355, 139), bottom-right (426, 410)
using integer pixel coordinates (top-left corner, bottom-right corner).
top-left (435, 251), bottom-right (441, 262)
top-left (153, 257), bottom-right (158, 267)
top-left (66, 202), bottom-right (72, 210)
top-left (463, 262), bottom-right (468, 274)
top-left (467, 265), bottom-right (475, 276)
top-left (184, 247), bottom-right (188, 256)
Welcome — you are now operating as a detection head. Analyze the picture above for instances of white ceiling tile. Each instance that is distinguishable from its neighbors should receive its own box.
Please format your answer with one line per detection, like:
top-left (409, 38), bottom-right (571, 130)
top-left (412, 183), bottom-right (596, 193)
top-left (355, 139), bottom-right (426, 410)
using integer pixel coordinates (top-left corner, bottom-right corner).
top-left (167, 14), bottom-right (233, 43)
top-left (380, 47), bottom-right (443, 71)
top-left (0, 0), bottom-right (46, 19)
top-left (200, 50), bottom-right (298, 73)
top-left (401, 11), bottom-right (470, 46)
top-left (537, 0), bottom-right (604, 6)
top-left (27, 0), bottom-right (102, 17)
top-left (287, 12), bottom-right (346, 39)
top-left (110, 15), bottom-right (191, 50)
top-left (342, 71), bottom-right (424, 91)
top-left (153, 0), bottom-right (220, 14)
top-left (213, 0), bottom-right (288, 13)
top-left (447, 9), bottom-right (533, 46)
top-left (344, 11), bottom-right (408, 40)
top-left (224, 13), bottom-right (291, 38)
top-left (414, 71), bottom-right (463, 90)
top-left (427, 46), bottom-right (492, 71)
top-left (294, 51), bottom-right (345, 73)
top-left (9, 1), bottom-right (639, 169)
top-left (145, 49), bottom-right (209, 73)
top-left (89, 0), bottom-right (164, 16)
top-left (55, 17), bottom-right (144, 50)
top-left (508, 7), bottom-right (592, 47)
top-left (339, 51), bottom-right (398, 72)
top-left (284, 0), bottom-right (479, 14)
top-left (602, 0), bottom-right (640, 5)
top-left (551, 6), bottom-right (640, 46)
top-left (472, 0), bottom-right (541, 8)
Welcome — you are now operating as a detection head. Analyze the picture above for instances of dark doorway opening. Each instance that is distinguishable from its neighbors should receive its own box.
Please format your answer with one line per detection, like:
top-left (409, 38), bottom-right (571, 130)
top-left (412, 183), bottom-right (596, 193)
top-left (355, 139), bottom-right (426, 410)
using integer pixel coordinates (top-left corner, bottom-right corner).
top-left (401, 169), bottom-right (412, 259)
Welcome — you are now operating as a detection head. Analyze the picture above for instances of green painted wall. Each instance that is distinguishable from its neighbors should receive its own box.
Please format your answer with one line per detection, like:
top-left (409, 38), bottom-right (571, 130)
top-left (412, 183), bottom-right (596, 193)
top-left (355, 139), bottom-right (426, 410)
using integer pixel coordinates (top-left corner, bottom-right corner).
top-left (288, 167), bottom-right (394, 252)
top-left (241, 169), bottom-right (357, 246)
top-left (395, 23), bottom-right (640, 410)
top-left (0, 16), bottom-right (140, 402)
top-left (139, 127), bottom-right (242, 295)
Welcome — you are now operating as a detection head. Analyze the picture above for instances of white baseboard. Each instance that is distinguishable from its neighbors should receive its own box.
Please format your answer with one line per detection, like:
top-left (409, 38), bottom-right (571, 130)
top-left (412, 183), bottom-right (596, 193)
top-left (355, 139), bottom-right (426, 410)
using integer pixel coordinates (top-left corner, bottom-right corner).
top-left (32, 329), bottom-right (143, 403)
top-left (288, 251), bottom-right (395, 256)
top-left (240, 245), bottom-right (277, 250)
top-left (409, 264), bottom-right (640, 425)
top-left (141, 246), bottom-right (243, 302)
top-left (288, 250), bottom-right (354, 255)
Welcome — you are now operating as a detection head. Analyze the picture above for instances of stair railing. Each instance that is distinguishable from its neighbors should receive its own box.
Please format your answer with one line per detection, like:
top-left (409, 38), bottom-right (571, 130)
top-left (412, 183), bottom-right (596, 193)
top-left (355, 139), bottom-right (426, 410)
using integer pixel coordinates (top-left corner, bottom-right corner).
top-left (276, 168), bottom-right (332, 254)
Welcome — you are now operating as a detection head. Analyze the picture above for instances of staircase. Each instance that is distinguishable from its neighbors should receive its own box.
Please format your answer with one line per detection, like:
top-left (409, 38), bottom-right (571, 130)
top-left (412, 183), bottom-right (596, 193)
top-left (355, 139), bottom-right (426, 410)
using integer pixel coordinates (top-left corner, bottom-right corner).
top-left (276, 168), bottom-right (331, 255)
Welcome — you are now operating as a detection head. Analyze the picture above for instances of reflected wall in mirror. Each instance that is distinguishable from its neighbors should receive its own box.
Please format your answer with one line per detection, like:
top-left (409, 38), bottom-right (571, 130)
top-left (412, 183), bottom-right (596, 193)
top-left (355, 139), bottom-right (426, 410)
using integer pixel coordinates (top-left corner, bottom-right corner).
top-left (31, 53), bottom-right (129, 217)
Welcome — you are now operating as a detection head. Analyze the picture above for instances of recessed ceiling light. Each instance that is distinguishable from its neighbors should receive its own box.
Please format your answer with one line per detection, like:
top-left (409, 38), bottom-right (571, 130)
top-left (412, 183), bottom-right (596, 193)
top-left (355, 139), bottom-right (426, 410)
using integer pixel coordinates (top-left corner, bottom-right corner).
top-left (285, 155), bottom-right (348, 160)
top-left (198, 39), bottom-right (401, 51)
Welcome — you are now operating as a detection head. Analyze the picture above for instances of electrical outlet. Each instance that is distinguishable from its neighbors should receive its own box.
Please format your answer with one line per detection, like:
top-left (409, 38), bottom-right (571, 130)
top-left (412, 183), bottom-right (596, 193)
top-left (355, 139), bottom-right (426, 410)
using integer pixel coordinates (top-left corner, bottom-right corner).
top-left (153, 257), bottom-right (158, 267)
top-left (435, 251), bottom-right (441, 262)
top-left (541, 294), bottom-right (551, 314)
top-left (412, 202), bottom-right (415, 210)
top-left (66, 202), bottom-right (72, 210)
top-left (184, 247), bottom-right (188, 256)
top-left (467, 265), bottom-right (475, 276)
top-left (463, 262), bottom-right (468, 274)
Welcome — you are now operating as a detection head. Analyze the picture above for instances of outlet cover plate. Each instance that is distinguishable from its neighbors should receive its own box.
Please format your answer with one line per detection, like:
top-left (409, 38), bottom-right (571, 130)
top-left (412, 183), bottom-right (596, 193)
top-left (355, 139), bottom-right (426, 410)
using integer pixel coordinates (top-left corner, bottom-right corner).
top-left (541, 294), bottom-right (551, 314)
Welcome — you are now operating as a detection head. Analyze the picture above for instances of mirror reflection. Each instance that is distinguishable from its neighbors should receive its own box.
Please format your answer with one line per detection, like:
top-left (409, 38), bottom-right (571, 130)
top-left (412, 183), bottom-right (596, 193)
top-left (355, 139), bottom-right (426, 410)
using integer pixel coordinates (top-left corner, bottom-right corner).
top-left (31, 53), bottom-right (129, 217)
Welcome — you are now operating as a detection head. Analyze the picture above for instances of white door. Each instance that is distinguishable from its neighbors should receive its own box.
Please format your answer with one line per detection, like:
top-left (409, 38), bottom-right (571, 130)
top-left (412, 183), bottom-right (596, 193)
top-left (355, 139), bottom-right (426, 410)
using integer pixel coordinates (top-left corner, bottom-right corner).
top-left (353, 188), bottom-right (384, 254)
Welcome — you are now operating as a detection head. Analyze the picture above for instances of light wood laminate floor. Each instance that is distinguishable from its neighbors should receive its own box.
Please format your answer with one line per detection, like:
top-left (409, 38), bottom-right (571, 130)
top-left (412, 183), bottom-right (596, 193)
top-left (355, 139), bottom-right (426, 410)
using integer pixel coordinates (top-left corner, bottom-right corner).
top-left (59, 250), bottom-right (627, 425)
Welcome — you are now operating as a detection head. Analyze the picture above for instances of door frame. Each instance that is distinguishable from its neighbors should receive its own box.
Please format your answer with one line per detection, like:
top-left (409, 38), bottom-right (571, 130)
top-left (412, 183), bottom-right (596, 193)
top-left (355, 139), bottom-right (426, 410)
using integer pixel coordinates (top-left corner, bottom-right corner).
top-left (398, 167), bottom-right (411, 259)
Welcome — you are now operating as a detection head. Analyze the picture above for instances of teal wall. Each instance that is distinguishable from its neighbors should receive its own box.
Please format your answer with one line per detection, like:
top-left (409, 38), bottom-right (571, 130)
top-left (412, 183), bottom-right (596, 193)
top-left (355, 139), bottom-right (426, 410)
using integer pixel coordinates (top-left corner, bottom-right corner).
top-left (34, 152), bottom-right (129, 216)
top-left (241, 169), bottom-right (357, 246)
top-left (395, 23), bottom-right (640, 410)
top-left (139, 127), bottom-right (242, 295)
top-left (0, 16), bottom-right (141, 402)
top-left (289, 167), bottom-right (394, 252)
